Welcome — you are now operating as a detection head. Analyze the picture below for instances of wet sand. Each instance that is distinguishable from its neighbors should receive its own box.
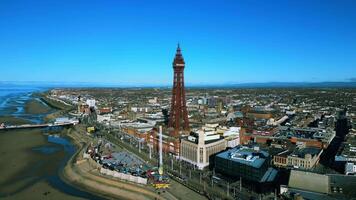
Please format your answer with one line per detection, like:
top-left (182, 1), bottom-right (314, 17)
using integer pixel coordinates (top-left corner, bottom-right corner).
top-left (0, 129), bottom-right (85, 200)
top-left (1, 90), bottom-right (208, 200)
top-left (0, 116), bottom-right (32, 125)
top-left (2, 181), bottom-right (84, 200)
top-left (0, 89), bottom-right (97, 199)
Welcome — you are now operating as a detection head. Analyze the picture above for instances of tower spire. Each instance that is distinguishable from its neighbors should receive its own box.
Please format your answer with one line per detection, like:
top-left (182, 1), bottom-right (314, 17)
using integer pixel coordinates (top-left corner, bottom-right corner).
top-left (169, 44), bottom-right (189, 138)
top-left (173, 43), bottom-right (185, 65)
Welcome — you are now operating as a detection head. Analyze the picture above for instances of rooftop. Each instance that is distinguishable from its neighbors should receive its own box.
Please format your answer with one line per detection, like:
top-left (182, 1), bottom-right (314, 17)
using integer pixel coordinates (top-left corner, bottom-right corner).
top-left (216, 146), bottom-right (269, 168)
top-left (290, 147), bottom-right (322, 158)
top-left (276, 126), bottom-right (335, 142)
top-left (336, 132), bottom-right (356, 161)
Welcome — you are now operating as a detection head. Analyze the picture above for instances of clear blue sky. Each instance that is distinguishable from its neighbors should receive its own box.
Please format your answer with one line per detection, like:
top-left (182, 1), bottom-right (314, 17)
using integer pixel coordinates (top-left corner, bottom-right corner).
top-left (0, 0), bottom-right (356, 85)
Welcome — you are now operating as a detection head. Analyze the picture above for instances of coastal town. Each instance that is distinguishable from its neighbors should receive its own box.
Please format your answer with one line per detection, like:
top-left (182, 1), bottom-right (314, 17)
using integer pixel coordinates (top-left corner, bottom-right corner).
top-left (1, 1), bottom-right (356, 199)
top-left (4, 46), bottom-right (351, 200)
top-left (1, 46), bottom-right (356, 200)
top-left (41, 85), bottom-right (356, 200)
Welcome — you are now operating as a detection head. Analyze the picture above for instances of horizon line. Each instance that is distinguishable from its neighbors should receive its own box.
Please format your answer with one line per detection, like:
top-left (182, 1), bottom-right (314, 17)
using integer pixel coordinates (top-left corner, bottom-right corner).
top-left (1, 80), bottom-right (356, 88)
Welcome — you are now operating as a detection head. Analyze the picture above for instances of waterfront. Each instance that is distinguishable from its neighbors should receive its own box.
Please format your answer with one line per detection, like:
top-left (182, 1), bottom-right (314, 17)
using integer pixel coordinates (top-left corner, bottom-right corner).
top-left (0, 86), bottom-right (103, 200)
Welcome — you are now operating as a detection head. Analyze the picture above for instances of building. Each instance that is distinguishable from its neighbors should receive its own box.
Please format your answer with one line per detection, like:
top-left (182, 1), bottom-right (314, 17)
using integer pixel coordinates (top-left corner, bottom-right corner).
top-left (179, 124), bottom-right (240, 169)
top-left (273, 150), bottom-right (292, 168)
top-left (180, 130), bottom-right (226, 169)
top-left (148, 131), bottom-right (180, 155)
top-left (239, 127), bottom-right (277, 145)
top-left (285, 170), bottom-right (356, 199)
top-left (54, 117), bottom-right (79, 125)
top-left (78, 103), bottom-right (90, 114)
top-left (86, 99), bottom-right (96, 108)
top-left (120, 120), bottom-right (156, 140)
top-left (246, 112), bottom-right (273, 120)
top-left (287, 170), bottom-right (330, 195)
top-left (335, 130), bottom-right (356, 175)
top-left (345, 162), bottom-right (356, 175)
top-left (287, 147), bottom-right (323, 169)
top-left (216, 126), bottom-right (240, 148)
top-left (98, 107), bottom-right (112, 115)
top-left (148, 97), bottom-right (158, 104)
top-left (215, 146), bottom-right (277, 183)
top-left (275, 126), bottom-right (335, 149)
top-left (97, 114), bottom-right (112, 123)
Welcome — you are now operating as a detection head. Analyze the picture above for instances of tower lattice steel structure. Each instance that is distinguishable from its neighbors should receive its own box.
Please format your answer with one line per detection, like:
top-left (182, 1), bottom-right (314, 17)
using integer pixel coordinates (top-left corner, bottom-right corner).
top-left (168, 44), bottom-right (189, 136)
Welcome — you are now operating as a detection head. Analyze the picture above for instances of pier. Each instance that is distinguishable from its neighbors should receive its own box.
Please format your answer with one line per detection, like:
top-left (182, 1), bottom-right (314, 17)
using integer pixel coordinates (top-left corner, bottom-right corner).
top-left (0, 120), bottom-right (79, 130)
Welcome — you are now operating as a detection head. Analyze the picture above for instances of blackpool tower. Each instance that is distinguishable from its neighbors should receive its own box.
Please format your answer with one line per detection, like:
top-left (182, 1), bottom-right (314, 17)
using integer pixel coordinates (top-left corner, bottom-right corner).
top-left (168, 44), bottom-right (189, 137)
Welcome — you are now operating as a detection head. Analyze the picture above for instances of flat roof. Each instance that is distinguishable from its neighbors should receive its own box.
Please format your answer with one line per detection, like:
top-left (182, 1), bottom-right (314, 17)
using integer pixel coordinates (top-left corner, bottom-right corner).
top-left (290, 147), bottom-right (322, 158)
top-left (260, 167), bottom-right (278, 182)
top-left (339, 134), bottom-right (356, 159)
top-left (216, 146), bottom-right (269, 168)
top-left (276, 126), bottom-right (334, 141)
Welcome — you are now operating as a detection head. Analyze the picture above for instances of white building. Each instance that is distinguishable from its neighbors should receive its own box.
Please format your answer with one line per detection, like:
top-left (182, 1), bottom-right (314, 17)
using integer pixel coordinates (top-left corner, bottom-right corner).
top-left (222, 127), bottom-right (240, 148)
top-left (202, 124), bottom-right (240, 148)
top-left (148, 97), bottom-right (158, 104)
top-left (180, 129), bottom-right (226, 169)
top-left (97, 114), bottom-right (113, 123)
top-left (86, 99), bottom-right (96, 108)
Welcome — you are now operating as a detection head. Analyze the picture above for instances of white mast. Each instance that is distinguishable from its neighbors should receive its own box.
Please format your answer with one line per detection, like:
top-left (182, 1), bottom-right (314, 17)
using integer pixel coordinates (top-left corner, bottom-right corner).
top-left (159, 126), bottom-right (163, 175)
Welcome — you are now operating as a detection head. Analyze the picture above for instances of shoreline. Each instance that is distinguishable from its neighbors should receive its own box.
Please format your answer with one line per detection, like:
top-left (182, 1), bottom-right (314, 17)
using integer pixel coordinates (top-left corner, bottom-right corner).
top-left (61, 127), bottom-right (167, 200)
top-left (0, 90), bottom-right (164, 200)
top-left (40, 92), bottom-right (203, 200)
top-left (39, 92), bottom-right (167, 200)
top-left (0, 127), bottom-right (87, 200)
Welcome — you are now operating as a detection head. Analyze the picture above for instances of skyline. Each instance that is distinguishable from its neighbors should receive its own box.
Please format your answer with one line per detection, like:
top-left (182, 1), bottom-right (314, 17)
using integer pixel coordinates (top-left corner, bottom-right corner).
top-left (1, 0), bottom-right (356, 85)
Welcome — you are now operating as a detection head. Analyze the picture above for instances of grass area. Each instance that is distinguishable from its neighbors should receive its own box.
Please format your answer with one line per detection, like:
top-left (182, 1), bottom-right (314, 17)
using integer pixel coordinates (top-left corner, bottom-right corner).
top-left (0, 116), bottom-right (32, 125)
top-left (39, 93), bottom-right (74, 122)
top-left (168, 179), bottom-right (208, 200)
top-left (40, 96), bottom-right (73, 111)
top-left (25, 99), bottom-right (51, 115)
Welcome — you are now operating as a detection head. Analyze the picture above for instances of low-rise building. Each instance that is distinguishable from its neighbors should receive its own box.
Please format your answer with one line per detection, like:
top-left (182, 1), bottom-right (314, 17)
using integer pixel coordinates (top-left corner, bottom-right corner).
top-left (335, 131), bottom-right (356, 175)
top-left (287, 147), bottom-right (323, 169)
top-left (221, 126), bottom-right (240, 148)
top-left (276, 126), bottom-right (335, 149)
top-left (215, 146), bottom-right (277, 183)
top-left (273, 149), bottom-right (291, 168)
top-left (119, 120), bottom-right (156, 140)
top-left (98, 107), bottom-right (112, 115)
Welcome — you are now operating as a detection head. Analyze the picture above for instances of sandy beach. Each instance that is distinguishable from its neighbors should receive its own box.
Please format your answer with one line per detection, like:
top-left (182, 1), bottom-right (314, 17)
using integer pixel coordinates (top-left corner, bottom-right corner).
top-left (0, 116), bottom-right (32, 125)
top-left (0, 91), bottom-right (208, 200)
top-left (0, 128), bottom-right (86, 200)
top-left (0, 92), bottom-right (97, 200)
